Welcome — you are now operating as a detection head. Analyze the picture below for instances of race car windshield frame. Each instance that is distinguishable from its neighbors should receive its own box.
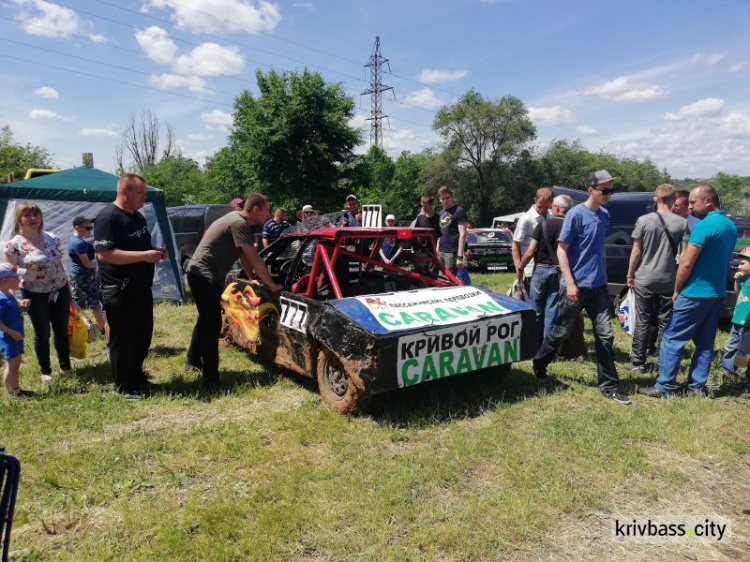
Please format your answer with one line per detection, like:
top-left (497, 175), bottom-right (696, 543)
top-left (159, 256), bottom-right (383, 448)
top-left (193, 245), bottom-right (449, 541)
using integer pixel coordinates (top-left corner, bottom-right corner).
top-left (261, 227), bottom-right (461, 300)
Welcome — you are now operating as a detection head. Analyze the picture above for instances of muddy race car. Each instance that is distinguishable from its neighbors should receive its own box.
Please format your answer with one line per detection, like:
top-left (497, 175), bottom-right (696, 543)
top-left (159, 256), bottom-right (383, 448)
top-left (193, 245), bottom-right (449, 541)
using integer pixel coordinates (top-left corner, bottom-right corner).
top-left (221, 220), bottom-right (535, 415)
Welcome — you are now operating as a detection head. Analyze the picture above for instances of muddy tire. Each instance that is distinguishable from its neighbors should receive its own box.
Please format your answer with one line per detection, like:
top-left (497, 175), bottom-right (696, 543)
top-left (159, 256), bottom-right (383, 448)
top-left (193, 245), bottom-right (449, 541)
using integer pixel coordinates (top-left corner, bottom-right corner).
top-left (316, 348), bottom-right (369, 416)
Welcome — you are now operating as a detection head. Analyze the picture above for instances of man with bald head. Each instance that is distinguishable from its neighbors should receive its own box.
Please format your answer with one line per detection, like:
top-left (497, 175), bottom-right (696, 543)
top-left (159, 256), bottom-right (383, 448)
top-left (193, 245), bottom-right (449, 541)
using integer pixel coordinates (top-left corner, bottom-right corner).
top-left (640, 184), bottom-right (737, 398)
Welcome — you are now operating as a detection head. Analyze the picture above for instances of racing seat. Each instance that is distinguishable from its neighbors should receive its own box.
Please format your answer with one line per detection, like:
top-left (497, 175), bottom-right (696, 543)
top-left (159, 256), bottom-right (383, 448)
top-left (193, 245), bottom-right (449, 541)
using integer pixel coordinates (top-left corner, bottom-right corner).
top-left (1, 450), bottom-right (20, 562)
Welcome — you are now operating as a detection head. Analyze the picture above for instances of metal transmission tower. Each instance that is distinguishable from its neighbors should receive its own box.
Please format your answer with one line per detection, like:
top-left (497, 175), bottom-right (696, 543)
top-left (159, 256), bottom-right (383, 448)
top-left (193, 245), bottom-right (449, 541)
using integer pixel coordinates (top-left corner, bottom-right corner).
top-left (362, 36), bottom-right (394, 148)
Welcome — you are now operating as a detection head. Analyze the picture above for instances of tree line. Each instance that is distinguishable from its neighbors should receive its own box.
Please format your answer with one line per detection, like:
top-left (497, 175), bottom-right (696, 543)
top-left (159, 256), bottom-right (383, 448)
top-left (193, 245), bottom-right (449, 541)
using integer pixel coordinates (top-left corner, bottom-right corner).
top-left (3, 69), bottom-right (749, 224)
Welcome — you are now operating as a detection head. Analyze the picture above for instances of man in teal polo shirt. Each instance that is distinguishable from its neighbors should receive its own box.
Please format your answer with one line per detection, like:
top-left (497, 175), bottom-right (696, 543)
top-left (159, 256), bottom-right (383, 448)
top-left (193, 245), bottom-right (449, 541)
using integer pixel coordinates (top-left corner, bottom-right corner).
top-left (639, 184), bottom-right (737, 398)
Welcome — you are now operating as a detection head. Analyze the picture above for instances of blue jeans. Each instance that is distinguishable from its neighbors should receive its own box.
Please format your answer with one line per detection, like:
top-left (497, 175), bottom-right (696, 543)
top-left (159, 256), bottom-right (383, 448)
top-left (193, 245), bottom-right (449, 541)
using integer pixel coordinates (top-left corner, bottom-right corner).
top-left (534, 284), bottom-right (619, 390)
top-left (721, 322), bottom-right (748, 376)
top-left (657, 295), bottom-right (722, 392)
top-left (529, 265), bottom-right (560, 348)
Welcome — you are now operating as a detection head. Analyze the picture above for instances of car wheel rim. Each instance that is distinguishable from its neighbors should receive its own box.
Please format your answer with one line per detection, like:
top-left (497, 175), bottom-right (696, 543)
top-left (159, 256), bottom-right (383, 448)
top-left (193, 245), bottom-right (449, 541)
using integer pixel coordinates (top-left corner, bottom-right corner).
top-left (323, 356), bottom-right (349, 400)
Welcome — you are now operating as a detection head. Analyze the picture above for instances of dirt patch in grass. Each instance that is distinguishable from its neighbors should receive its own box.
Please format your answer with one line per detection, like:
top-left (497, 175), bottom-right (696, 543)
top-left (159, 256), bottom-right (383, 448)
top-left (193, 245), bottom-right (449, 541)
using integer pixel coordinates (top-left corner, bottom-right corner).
top-left (12, 507), bottom-right (123, 552)
top-left (536, 445), bottom-right (750, 561)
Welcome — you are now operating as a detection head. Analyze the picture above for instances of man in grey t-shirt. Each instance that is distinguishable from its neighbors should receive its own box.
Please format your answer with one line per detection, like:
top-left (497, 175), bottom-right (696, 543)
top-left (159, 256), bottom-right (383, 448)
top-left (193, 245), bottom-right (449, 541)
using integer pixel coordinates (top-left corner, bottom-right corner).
top-left (624, 183), bottom-right (687, 371)
top-left (186, 194), bottom-right (282, 391)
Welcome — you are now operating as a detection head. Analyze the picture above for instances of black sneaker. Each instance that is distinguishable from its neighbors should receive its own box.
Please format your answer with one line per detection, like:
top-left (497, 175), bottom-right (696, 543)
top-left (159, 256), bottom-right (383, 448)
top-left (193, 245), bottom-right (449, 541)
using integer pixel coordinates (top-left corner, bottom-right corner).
top-left (637, 386), bottom-right (673, 399)
top-left (602, 390), bottom-right (633, 405)
top-left (532, 359), bottom-right (547, 379)
top-left (7, 388), bottom-right (34, 400)
top-left (622, 361), bottom-right (647, 373)
top-left (683, 386), bottom-right (709, 398)
top-left (183, 363), bottom-right (203, 375)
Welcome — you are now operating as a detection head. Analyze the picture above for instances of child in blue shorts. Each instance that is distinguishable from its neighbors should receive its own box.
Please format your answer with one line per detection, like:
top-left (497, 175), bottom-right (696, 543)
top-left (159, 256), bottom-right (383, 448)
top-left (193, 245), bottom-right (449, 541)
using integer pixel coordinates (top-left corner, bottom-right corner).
top-left (0, 263), bottom-right (31, 399)
top-left (721, 246), bottom-right (750, 389)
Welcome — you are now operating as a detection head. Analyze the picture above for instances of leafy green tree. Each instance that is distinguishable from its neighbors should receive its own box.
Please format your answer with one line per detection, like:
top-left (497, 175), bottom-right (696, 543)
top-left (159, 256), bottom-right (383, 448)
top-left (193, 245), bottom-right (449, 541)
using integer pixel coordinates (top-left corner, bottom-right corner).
top-left (711, 172), bottom-right (750, 216)
top-left (537, 139), bottom-right (670, 192)
top-left (433, 90), bottom-right (536, 226)
top-left (206, 69), bottom-right (362, 213)
top-left (142, 155), bottom-right (209, 206)
top-left (0, 125), bottom-right (54, 181)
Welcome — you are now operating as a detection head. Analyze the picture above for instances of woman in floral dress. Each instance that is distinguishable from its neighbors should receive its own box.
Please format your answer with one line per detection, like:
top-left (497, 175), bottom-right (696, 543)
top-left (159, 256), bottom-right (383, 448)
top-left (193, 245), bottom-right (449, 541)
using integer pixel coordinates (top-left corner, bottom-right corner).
top-left (3, 203), bottom-right (71, 382)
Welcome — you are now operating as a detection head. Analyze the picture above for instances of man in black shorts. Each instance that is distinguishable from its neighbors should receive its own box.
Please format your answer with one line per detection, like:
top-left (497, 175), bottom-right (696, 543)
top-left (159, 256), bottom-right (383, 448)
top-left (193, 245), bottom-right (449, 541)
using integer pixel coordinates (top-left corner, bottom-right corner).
top-left (94, 174), bottom-right (167, 398)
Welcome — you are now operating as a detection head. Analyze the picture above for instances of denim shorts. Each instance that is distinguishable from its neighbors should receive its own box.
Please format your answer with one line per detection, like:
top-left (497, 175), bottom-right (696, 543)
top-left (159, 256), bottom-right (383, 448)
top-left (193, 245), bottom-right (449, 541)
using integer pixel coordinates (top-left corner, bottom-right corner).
top-left (0, 335), bottom-right (23, 360)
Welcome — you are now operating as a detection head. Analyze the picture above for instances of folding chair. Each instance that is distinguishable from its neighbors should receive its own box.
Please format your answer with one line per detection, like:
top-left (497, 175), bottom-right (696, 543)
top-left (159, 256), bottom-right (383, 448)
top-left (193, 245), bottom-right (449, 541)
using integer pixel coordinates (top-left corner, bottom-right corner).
top-left (0, 449), bottom-right (21, 562)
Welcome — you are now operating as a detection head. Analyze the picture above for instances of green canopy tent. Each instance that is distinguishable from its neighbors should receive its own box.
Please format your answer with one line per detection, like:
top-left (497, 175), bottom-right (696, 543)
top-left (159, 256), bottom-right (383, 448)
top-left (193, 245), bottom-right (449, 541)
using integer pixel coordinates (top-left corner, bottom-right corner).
top-left (0, 167), bottom-right (185, 301)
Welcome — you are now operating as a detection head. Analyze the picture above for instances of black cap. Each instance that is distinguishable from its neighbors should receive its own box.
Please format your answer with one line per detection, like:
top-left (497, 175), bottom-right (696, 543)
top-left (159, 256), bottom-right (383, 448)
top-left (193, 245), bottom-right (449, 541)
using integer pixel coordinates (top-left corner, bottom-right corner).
top-left (72, 215), bottom-right (94, 227)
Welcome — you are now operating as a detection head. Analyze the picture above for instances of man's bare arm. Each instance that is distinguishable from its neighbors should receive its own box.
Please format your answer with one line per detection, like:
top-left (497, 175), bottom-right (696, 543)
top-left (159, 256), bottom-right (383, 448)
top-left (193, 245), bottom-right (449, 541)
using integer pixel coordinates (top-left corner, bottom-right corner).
top-left (97, 248), bottom-right (163, 265)
top-left (557, 241), bottom-right (578, 303)
top-left (673, 243), bottom-right (702, 299)
top-left (626, 239), bottom-right (642, 288)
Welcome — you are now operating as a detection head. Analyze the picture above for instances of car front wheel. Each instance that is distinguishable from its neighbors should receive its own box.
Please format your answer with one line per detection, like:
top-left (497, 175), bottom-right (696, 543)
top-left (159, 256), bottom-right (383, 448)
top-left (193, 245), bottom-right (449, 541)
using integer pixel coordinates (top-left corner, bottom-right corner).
top-left (316, 348), bottom-right (369, 415)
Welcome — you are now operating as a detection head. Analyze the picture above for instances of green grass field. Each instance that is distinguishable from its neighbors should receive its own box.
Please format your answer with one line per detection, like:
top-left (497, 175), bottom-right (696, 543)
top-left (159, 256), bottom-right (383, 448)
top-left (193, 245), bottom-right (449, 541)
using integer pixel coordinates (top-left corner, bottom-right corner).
top-left (1, 272), bottom-right (748, 561)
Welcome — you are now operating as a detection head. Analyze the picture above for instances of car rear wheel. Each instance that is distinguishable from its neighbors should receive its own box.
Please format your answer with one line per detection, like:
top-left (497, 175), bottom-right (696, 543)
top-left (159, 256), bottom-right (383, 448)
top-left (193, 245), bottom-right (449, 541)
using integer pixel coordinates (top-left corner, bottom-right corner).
top-left (316, 348), bottom-right (368, 415)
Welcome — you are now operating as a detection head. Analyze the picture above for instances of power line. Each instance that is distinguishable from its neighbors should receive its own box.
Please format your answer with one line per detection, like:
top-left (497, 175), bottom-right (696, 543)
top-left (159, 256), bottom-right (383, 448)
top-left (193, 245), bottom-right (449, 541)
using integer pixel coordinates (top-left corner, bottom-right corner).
top-left (0, 53), bottom-right (234, 107)
top-left (92, 0), bottom-right (365, 67)
top-left (0, 37), bottom-right (239, 98)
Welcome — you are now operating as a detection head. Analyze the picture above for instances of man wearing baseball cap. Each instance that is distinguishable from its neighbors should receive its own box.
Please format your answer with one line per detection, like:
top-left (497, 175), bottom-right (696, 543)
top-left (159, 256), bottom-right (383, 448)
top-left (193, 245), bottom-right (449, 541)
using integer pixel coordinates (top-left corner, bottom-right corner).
top-left (338, 194), bottom-right (361, 227)
top-left (230, 198), bottom-right (244, 211)
top-left (640, 183), bottom-right (737, 398)
top-left (533, 170), bottom-right (632, 405)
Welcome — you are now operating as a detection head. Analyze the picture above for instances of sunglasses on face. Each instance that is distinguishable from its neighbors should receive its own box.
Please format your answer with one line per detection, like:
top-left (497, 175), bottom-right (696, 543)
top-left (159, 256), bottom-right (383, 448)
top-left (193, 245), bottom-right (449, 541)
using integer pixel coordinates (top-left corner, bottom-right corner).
top-left (597, 188), bottom-right (615, 196)
top-left (79, 225), bottom-right (93, 230)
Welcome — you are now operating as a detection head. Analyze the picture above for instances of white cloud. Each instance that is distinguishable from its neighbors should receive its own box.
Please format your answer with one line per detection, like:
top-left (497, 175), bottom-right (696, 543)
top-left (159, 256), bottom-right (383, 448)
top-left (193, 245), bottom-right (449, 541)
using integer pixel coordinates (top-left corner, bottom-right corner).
top-left (722, 112), bottom-right (750, 137)
top-left (293, 1), bottom-right (315, 10)
top-left (89, 33), bottom-right (108, 44)
top-left (187, 133), bottom-right (214, 140)
top-left (528, 105), bottom-right (575, 126)
top-left (150, 74), bottom-right (207, 93)
top-left (692, 52), bottom-right (726, 67)
top-left (403, 88), bottom-right (448, 110)
top-left (34, 86), bottom-right (58, 99)
top-left (728, 62), bottom-right (746, 73)
top-left (80, 128), bottom-right (117, 137)
top-left (15, 0), bottom-right (79, 37)
top-left (201, 109), bottom-right (233, 131)
top-left (576, 124), bottom-right (597, 136)
top-left (418, 69), bottom-right (468, 84)
top-left (141, 0), bottom-right (281, 35)
top-left (29, 108), bottom-right (74, 121)
top-left (173, 43), bottom-right (244, 76)
top-left (664, 98), bottom-right (725, 121)
top-left (135, 26), bottom-right (177, 63)
top-left (583, 76), bottom-right (668, 103)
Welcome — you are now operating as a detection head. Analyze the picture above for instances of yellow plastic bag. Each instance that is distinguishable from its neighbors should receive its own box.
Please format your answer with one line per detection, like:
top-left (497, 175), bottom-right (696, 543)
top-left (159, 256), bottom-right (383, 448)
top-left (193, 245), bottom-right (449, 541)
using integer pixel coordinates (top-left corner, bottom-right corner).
top-left (68, 303), bottom-right (88, 359)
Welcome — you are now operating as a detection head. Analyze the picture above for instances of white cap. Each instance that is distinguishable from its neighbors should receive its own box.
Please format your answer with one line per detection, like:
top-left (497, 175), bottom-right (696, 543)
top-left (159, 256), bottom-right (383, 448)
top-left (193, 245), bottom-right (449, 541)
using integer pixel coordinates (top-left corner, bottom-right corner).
top-left (302, 204), bottom-right (314, 212)
top-left (385, 214), bottom-right (396, 221)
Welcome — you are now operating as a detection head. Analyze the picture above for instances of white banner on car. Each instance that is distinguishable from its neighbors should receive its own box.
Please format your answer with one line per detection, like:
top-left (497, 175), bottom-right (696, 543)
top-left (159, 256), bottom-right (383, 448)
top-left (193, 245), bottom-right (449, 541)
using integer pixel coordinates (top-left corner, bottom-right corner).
top-left (353, 286), bottom-right (509, 332)
top-left (397, 314), bottom-right (522, 387)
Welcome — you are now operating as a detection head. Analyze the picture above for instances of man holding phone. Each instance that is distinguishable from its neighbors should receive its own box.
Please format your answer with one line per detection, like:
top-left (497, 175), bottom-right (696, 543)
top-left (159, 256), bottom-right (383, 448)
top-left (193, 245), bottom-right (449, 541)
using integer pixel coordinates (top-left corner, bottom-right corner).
top-left (94, 174), bottom-right (168, 398)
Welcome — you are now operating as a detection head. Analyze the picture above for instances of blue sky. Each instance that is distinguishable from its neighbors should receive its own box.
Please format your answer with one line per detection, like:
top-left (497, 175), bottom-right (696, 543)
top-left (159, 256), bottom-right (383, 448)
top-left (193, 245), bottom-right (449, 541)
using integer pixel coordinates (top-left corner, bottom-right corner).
top-left (2, 0), bottom-right (749, 180)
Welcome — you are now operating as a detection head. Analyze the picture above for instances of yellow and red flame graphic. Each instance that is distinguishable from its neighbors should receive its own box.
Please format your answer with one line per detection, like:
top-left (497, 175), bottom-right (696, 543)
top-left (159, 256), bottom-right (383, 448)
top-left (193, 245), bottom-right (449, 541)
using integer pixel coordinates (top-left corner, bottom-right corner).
top-left (221, 282), bottom-right (279, 342)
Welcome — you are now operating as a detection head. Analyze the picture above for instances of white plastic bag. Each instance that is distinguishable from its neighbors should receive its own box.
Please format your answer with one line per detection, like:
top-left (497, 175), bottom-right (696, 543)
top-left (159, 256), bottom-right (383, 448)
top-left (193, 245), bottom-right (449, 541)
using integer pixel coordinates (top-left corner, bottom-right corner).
top-left (617, 289), bottom-right (638, 337)
top-left (505, 279), bottom-right (529, 302)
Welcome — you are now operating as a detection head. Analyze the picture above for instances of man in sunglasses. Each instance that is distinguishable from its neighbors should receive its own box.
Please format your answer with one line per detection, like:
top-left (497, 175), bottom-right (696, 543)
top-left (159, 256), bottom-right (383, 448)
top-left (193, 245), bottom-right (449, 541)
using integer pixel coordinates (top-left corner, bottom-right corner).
top-left (533, 170), bottom-right (632, 405)
top-left (68, 216), bottom-right (106, 333)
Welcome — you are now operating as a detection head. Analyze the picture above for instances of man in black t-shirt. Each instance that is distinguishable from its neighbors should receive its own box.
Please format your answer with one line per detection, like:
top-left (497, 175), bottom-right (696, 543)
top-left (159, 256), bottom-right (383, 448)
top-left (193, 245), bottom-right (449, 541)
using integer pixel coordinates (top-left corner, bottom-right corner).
top-left (517, 194), bottom-right (573, 348)
top-left (94, 173), bottom-right (167, 397)
top-left (412, 195), bottom-right (441, 242)
top-left (436, 186), bottom-right (468, 273)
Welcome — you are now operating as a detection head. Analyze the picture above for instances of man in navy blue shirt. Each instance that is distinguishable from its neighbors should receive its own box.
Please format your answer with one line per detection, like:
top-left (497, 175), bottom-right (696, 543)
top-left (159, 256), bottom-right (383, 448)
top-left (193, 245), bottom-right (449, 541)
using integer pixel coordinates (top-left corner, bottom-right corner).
top-left (437, 186), bottom-right (468, 273)
top-left (532, 170), bottom-right (631, 405)
top-left (262, 208), bottom-right (290, 248)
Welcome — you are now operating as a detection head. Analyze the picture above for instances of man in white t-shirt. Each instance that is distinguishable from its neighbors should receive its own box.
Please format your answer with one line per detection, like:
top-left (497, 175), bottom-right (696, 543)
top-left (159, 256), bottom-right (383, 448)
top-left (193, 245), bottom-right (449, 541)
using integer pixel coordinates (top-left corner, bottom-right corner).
top-left (512, 187), bottom-right (553, 288)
